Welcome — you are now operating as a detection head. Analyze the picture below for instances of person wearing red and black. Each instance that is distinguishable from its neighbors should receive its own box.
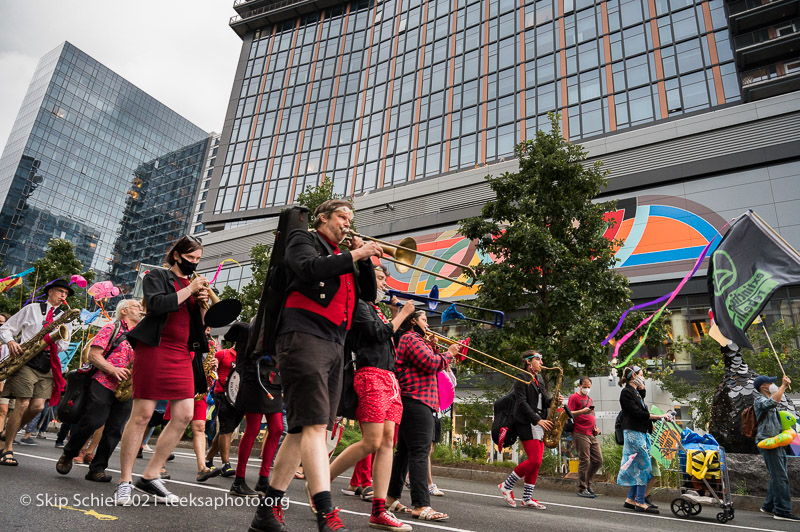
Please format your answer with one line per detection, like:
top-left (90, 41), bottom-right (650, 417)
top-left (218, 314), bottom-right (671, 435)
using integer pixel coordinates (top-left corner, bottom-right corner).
top-left (499, 350), bottom-right (562, 510)
top-left (568, 376), bottom-right (603, 498)
top-left (114, 235), bottom-right (210, 506)
top-left (228, 321), bottom-right (283, 497)
top-left (250, 199), bottom-right (382, 532)
top-left (205, 322), bottom-right (247, 478)
top-left (327, 264), bottom-right (416, 531)
top-left (56, 299), bottom-right (143, 481)
top-left (0, 279), bottom-right (74, 467)
top-left (386, 310), bottom-right (457, 523)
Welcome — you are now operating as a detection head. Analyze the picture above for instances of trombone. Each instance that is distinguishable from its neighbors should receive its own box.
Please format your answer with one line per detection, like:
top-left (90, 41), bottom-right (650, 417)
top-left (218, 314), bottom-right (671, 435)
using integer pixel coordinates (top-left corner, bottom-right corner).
top-left (427, 329), bottom-right (532, 384)
top-left (347, 231), bottom-right (477, 287)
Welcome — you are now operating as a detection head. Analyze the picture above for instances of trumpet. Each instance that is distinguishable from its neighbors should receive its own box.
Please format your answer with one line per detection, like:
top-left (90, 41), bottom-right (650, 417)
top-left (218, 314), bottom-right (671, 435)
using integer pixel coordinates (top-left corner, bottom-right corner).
top-left (346, 232), bottom-right (477, 287)
top-left (426, 329), bottom-right (532, 384)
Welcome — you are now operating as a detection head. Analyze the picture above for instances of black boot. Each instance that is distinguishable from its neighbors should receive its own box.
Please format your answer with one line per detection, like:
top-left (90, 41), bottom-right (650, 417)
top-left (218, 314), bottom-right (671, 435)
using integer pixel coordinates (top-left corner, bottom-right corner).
top-left (249, 497), bottom-right (286, 532)
top-left (255, 475), bottom-right (269, 496)
top-left (317, 508), bottom-right (349, 532)
top-left (231, 477), bottom-right (259, 497)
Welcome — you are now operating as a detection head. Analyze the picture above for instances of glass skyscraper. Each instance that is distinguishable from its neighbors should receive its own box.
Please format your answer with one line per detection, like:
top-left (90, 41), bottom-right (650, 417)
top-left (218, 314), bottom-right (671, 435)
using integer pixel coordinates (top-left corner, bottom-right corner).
top-left (0, 41), bottom-right (208, 274)
top-left (207, 0), bottom-right (749, 225)
top-left (110, 137), bottom-right (212, 291)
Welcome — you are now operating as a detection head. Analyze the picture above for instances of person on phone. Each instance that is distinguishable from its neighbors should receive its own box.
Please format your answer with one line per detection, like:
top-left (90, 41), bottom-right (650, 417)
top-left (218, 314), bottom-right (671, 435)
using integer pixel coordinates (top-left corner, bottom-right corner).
top-left (568, 376), bottom-right (602, 498)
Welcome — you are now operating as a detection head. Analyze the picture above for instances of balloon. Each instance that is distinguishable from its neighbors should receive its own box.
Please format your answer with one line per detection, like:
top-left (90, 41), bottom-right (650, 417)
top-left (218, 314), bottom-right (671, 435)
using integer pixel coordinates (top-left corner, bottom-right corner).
top-left (757, 429), bottom-right (797, 449)
top-left (87, 281), bottom-right (120, 299)
top-left (70, 275), bottom-right (87, 288)
top-left (437, 370), bottom-right (455, 411)
top-left (779, 410), bottom-right (797, 431)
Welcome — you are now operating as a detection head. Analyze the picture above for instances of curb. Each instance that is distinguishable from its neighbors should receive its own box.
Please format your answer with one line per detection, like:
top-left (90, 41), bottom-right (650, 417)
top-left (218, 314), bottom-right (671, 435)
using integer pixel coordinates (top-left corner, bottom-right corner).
top-left (430, 465), bottom-right (799, 512)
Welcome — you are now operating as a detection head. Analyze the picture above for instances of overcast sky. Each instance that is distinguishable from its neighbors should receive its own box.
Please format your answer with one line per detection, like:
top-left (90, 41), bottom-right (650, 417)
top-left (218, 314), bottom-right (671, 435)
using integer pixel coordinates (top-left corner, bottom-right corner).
top-left (0, 0), bottom-right (243, 146)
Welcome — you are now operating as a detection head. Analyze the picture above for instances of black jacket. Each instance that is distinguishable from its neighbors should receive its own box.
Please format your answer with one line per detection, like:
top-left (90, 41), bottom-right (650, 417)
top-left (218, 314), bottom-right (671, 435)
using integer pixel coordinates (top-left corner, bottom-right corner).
top-left (347, 300), bottom-right (395, 371)
top-left (619, 384), bottom-right (653, 434)
top-left (126, 267), bottom-right (207, 394)
top-left (279, 229), bottom-right (377, 343)
top-left (513, 371), bottom-right (551, 441)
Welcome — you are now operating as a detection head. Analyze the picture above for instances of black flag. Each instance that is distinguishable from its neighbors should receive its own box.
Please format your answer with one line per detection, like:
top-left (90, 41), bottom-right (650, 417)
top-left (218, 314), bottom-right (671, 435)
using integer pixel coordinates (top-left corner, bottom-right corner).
top-left (708, 211), bottom-right (800, 349)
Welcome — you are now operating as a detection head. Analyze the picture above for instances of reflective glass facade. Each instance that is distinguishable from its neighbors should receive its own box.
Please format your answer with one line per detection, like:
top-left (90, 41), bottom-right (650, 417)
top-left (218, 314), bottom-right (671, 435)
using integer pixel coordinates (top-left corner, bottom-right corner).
top-left (211, 0), bottom-right (739, 221)
top-left (110, 137), bottom-right (211, 291)
top-left (0, 42), bottom-right (208, 274)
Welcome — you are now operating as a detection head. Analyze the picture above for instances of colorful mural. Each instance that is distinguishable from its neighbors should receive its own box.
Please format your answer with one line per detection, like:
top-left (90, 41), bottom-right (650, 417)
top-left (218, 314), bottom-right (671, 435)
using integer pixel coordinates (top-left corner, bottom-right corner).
top-left (383, 195), bottom-right (727, 296)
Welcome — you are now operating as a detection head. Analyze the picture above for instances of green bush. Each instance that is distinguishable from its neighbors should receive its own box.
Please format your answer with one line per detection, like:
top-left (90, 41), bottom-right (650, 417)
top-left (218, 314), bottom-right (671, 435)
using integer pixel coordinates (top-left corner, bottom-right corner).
top-left (333, 423), bottom-right (362, 456)
top-left (599, 435), bottom-right (622, 482)
top-left (455, 441), bottom-right (487, 461)
top-left (539, 448), bottom-right (560, 476)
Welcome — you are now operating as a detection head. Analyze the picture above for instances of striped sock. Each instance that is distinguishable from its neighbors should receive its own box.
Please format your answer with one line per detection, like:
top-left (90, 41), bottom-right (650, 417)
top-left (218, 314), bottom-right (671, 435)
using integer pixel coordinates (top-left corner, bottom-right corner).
top-left (372, 498), bottom-right (386, 517)
top-left (523, 483), bottom-right (535, 502)
top-left (503, 471), bottom-right (520, 491)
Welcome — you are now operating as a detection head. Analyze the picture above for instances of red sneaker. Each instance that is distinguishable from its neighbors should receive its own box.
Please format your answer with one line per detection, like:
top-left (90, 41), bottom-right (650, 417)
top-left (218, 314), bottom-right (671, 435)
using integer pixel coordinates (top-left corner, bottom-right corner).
top-left (369, 510), bottom-right (412, 531)
top-left (498, 483), bottom-right (516, 507)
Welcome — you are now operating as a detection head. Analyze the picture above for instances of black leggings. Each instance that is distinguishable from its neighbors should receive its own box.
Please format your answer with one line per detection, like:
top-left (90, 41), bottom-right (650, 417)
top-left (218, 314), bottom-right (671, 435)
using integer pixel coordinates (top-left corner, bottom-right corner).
top-left (388, 398), bottom-right (434, 507)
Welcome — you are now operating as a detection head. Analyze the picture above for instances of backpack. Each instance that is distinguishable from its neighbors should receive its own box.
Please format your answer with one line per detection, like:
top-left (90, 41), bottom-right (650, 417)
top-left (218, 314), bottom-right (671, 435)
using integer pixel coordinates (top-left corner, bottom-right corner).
top-left (741, 405), bottom-right (766, 438)
top-left (614, 410), bottom-right (625, 445)
top-left (57, 321), bottom-right (126, 424)
top-left (491, 391), bottom-right (518, 451)
top-left (246, 205), bottom-right (310, 361)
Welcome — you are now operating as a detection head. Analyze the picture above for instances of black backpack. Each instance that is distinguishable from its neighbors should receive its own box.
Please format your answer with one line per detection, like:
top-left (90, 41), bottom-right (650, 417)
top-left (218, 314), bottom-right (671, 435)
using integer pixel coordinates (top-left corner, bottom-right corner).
top-left (491, 391), bottom-right (518, 451)
top-left (614, 410), bottom-right (625, 445)
top-left (246, 206), bottom-right (310, 361)
top-left (57, 321), bottom-right (126, 424)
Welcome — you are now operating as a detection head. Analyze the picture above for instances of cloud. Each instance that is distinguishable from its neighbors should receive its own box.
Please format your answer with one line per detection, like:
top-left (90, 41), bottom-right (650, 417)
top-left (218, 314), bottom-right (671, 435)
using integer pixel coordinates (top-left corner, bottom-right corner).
top-left (0, 1), bottom-right (242, 146)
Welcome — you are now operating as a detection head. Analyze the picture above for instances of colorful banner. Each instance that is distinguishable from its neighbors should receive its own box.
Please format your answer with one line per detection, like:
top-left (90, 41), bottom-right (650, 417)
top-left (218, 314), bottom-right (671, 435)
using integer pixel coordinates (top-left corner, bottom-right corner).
top-left (650, 405), bottom-right (680, 469)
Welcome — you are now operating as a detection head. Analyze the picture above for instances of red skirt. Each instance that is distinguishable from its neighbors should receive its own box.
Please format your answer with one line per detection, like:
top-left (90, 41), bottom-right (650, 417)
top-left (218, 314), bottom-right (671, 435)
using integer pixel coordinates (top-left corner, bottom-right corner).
top-left (132, 299), bottom-right (194, 400)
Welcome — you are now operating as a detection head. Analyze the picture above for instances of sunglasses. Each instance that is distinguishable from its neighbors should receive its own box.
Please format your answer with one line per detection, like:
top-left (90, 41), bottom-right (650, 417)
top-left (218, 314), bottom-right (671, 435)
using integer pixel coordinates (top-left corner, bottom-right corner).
top-left (184, 235), bottom-right (202, 244)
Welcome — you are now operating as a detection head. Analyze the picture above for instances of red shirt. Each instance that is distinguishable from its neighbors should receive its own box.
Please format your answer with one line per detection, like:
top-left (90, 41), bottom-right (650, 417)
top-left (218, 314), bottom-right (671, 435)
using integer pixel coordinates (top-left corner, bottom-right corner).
top-left (567, 392), bottom-right (596, 435)
top-left (214, 348), bottom-right (237, 394)
top-left (91, 321), bottom-right (134, 391)
top-left (395, 331), bottom-right (451, 411)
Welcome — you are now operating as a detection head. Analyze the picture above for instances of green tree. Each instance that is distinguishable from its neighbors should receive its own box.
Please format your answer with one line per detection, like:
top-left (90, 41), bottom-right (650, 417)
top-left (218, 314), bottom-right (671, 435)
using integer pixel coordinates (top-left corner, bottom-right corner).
top-left (653, 320), bottom-right (800, 428)
top-left (296, 177), bottom-right (342, 229)
top-left (459, 114), bottom-right (666, 378)
top-left (0, 238), bottom-right (95, 314)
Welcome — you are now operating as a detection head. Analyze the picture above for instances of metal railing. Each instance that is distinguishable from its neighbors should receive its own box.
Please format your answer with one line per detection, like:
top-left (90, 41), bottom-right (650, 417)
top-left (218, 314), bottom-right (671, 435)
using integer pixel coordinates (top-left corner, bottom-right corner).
top-left (735, 18), bottom-right (800, 49)
top-left (230, 0), bottom-right (315, 25)
top-left (728, 0), bottom-right (788, 17)
top-left (741, 58), bottom-right (800, 85)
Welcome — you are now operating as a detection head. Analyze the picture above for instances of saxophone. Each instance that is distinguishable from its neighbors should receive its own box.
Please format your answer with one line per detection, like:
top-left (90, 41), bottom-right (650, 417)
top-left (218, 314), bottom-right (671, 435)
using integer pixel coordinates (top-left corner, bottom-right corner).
top-left (195, 334), bottom-right (218, 401)
top-left (113, 359), bottom-right (135, 402)
top-left (0, 308), bottom-right (80, 381)
top-left (541, 365), bottom-right (570, 449)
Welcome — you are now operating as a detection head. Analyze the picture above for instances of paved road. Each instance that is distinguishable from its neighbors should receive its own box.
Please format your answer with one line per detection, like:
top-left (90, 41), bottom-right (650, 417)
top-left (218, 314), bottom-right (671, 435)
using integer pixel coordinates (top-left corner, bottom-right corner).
top-left (2, 434), bottom-right (796, 531)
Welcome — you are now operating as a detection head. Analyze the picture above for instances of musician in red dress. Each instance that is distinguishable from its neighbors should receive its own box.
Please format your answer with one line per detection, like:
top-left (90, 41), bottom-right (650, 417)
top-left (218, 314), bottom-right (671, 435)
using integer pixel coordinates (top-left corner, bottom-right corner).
top-left (113, 235), bottom-right (210, 506)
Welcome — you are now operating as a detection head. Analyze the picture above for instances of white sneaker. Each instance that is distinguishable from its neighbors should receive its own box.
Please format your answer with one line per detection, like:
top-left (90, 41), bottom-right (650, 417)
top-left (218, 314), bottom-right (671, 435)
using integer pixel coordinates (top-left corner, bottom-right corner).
top-left (114, 482), bottom-right (134, 506)
top-left (521, 499), bottom-right (546, 509)
top-left (498, 483), bottom-right (516, 507)
top-left (143, 444), bottom-right (153, 452)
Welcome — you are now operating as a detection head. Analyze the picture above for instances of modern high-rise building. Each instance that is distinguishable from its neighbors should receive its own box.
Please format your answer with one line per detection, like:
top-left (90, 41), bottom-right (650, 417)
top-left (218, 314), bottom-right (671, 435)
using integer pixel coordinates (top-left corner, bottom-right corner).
top-left (199, 0), bottom-right (800, 360)
top-left (0, 42), bottom-right (208, 275)
top-left (110, 136), bottom-right (213, 291)
top-left (190, 133), bottom-right (222, 237)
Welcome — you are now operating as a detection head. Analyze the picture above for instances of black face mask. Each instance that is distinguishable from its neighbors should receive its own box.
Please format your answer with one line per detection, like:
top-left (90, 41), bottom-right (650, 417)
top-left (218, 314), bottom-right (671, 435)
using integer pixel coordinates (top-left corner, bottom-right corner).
top-left (177, 257), bottom-right (198, 276)
top-left (412, 324), bottom-right (426, 336)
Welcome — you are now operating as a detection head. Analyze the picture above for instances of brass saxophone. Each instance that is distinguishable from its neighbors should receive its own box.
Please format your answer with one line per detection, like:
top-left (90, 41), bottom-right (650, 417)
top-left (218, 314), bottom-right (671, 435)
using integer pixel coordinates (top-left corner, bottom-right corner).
top-left (0, 308), bottom-right (80, 381)
top-left (541, 365), bottom-right (570, 449)
top-left (195, 334), bottom-right (218, 401)
top-left (113, 358), bottom-right (135, 402)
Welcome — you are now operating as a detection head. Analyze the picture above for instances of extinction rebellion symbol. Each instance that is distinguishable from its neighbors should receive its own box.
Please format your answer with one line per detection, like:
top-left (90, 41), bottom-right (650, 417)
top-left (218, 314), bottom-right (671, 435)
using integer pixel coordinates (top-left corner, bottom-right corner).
top-left (713, 251), bottom-right (778, 329)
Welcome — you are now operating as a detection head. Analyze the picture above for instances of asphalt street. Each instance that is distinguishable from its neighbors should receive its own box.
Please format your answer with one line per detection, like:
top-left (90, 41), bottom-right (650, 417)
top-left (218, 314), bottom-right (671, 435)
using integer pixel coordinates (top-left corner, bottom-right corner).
top-left (2, 434), bottom-right (797, 532)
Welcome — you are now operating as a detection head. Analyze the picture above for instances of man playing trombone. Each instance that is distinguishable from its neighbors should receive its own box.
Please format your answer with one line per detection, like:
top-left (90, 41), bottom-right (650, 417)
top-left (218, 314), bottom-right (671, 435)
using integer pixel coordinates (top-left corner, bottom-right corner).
top-left (250, 199), bottom-right (382, 532)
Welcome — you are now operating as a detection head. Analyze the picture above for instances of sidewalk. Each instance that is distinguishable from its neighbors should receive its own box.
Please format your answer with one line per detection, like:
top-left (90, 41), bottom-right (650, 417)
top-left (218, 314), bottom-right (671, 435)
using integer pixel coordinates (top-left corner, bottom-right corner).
top-left (430, 464), bottom-right (800, 512)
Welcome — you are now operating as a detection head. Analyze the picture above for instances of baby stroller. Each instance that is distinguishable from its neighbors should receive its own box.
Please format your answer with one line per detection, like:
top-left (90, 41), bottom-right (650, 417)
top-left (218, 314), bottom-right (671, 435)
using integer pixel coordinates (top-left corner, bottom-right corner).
top-left (666, 423), bottom-right (734, 523)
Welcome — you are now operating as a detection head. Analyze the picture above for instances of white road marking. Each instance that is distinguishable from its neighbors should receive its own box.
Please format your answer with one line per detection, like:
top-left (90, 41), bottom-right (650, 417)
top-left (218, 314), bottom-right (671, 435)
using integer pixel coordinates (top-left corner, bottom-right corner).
top-left (14, 451), bottom-right (477, 532)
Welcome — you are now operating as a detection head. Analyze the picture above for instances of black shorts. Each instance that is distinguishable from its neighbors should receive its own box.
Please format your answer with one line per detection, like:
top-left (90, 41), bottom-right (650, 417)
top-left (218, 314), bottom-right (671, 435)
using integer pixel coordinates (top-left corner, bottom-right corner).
top-left (214, 392), bottom-right (244, 435)
top-left (276, 331), bottom-right (343, 434)
top-left (432, 413), bottom-right (442, 443)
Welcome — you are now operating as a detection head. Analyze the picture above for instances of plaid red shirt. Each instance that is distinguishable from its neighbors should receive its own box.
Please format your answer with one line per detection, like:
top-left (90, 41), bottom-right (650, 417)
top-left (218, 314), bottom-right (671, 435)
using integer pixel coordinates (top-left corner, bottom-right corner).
top-left (395, 331), bottom-right (451, 410)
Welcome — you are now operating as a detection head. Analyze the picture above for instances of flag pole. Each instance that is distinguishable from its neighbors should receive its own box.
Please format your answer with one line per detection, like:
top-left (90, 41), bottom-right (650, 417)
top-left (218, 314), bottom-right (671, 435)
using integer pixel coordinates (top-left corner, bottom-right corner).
top-left (757, 315), bottom-right (790, 390)
top-left (751, 210), bottom-right (800, 258)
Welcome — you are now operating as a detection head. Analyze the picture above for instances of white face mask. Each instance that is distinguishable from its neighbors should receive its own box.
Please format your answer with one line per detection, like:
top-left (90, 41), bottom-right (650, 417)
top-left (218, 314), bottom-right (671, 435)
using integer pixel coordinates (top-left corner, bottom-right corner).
top-left (375, 288), bottom-right (385, 305)
top-left (632, 376), bottom-right (645, 387)
top-left (768, 383), bottom-right (779, 395)
top-left (580, 387), bottom-right (590, 396)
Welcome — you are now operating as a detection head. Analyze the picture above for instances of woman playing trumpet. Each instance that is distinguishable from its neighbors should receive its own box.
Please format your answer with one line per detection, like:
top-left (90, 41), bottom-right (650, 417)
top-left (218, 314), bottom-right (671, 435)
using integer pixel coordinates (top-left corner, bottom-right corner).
top-left (114, 235), bottom-right (210, 505)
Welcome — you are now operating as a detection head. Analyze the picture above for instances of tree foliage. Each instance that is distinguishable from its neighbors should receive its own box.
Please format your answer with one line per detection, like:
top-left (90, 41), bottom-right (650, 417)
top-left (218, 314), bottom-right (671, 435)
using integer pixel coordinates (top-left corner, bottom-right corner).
top-left (459, 114), bottom-right (666, 378)
top-left (0, 238), bottom-right (95, 315)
